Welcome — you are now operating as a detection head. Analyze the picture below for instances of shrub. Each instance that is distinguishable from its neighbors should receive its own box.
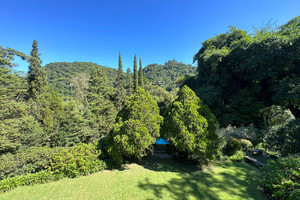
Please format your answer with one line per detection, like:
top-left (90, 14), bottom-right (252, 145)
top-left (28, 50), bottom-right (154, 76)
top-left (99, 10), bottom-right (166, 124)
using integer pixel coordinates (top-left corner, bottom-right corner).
top-left (229, 151), bottom-right (245, 161)
top-left (0, 146), bottom-right (57, 180)
top-left (216, 124), bottom-right (257, 142)
top-left (265, 119), bottom-right (300, 156)
top-left (224, 138), bottom-right (241, 156)
top-left (240, 139), bottom-right (253, 151)
top-left (0, 171), bottom-right (64, 193)
top-left (260, 154), bottom-right (300, 200)
top-left (49, 143), bottom-right (106, 178)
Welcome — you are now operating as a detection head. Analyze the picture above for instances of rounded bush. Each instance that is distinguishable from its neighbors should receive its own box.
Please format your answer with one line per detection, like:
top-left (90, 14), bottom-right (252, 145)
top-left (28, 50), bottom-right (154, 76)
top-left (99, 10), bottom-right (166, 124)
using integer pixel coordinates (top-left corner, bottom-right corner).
top-left (240, 139), bottom-right (253, 151)
top-left (224, 138), bottom-right (241, 156)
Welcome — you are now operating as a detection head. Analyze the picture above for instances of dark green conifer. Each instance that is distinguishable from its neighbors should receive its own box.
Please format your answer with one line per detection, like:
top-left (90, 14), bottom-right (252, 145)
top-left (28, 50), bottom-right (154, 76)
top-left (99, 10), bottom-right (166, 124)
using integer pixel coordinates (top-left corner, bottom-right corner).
top-left (133, 55), bottom-right (138, 91)
top-left (138, 58), bottom-right (144, 88)
top-left (116, 53), bottom-right (126, 111)
top-left (27, 40), bottom-right (48, 99)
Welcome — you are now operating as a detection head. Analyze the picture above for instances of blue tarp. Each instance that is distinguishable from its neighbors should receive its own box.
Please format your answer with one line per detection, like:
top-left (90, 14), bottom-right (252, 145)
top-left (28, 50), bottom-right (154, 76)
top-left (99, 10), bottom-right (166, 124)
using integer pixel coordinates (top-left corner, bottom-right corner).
top-left (155, 138), bottom-right (169, 144)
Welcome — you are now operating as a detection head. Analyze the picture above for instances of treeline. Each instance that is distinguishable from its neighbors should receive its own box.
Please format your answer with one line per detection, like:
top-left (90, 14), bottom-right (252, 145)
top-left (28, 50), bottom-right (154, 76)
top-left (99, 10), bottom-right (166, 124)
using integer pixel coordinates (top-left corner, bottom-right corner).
top-left (184, 16), bottom-right (300, 128)
top-left (44, 59), bottom-right (195, 97)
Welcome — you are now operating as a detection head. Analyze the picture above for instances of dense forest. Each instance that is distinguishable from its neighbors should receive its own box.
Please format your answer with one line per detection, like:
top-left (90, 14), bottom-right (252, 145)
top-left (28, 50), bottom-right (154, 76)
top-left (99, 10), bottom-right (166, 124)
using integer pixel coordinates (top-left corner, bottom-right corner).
top-left (44, 60), bottom-right (195, 97)
top-left (0, 16), bottom-right (299, 199)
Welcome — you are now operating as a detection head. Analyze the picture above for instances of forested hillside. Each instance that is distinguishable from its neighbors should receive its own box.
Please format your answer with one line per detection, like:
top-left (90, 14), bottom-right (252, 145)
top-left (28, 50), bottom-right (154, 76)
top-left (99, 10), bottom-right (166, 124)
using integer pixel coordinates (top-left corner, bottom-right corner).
top-left (44, 62), bottom-right (119, 96)
top-left (143, 60), bottom-right (197, 91)
top-left (44, 60), bottom-right (196, 96)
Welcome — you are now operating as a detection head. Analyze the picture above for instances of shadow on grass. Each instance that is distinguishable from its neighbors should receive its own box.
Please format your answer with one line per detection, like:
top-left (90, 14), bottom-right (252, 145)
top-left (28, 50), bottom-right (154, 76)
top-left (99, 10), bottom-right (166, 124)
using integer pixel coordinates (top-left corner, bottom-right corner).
top-left (138, 156), bottom-right (266, 200)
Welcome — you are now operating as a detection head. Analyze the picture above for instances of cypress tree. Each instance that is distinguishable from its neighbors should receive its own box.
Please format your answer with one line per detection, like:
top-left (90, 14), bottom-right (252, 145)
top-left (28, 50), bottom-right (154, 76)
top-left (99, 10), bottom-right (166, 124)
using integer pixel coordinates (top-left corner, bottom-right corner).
top-left (133, 55), bottom-right (138, 91)
top-left (138, 58), bottom-right (144, 88)
top-left (116, 52), bottom-right (126, 111)
top-left (126, 67), bottom-right (133, 96)
top-left (117, 52), bottom-right (124, 88)
top-left (27, 40), bottom-right (48, 99)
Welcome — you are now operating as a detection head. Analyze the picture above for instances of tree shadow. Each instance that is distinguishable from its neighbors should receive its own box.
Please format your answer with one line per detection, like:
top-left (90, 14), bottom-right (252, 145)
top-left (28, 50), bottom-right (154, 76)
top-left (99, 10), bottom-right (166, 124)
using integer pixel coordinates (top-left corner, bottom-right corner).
top-left (138, 157), bottom-right (267, 200)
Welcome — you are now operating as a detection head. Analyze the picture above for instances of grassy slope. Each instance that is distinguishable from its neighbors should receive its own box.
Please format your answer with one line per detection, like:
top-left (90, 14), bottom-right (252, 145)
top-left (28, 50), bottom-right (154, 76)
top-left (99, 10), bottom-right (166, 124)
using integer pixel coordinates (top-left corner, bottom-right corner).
top-left (0, 159), bottom-right (267, 200)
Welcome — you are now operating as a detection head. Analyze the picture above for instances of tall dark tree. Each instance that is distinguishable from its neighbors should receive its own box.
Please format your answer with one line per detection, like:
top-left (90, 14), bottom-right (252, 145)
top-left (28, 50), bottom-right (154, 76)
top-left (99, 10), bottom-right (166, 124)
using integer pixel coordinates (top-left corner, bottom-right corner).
top-left (138, 58), bottom-right (144, 88)
top-left (115, 52), bottom-right (126, 111)
top-left (86, 66), bottom-right (117, 139)
top-left (27, 40), bottom-right (48, 99)
top-left (133, 54), bottom-right (138, 91)
top-left (126, 67), bottom-right (133, 96)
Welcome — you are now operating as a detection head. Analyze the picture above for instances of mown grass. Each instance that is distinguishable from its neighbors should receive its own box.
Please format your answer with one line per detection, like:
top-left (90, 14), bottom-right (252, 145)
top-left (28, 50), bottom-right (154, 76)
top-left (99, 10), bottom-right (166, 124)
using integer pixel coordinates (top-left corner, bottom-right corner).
top-left (0, 157), bottom-right (267, 200)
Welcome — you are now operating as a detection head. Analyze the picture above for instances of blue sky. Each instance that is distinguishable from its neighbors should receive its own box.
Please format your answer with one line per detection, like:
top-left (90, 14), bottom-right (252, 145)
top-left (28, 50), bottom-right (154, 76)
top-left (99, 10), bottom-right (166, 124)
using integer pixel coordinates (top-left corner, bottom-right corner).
top-left (0, 0), bottom-right (299, 72)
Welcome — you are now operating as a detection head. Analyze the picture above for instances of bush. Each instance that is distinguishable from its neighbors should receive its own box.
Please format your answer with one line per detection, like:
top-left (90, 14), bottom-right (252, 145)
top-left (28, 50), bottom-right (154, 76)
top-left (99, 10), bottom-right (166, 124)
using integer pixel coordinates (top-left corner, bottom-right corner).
top-left (240, 139), bottom-right (253, 151)
top-left (216, 124), bottom-right (257, 142)
top-left (0, 146), bottom-right (57, 180)
top-left (260, 154), bottom-right (300, 200)
top-left (265, 119), bottom-right (300, 156)
top-left (49, 143), bottom-right (106, 178)
top-left (229, 151), bottom-right (245, 161)
top-left (224, 138), bottom-right (241, 156)
top-left (0, 171), bottom-right (64, 193)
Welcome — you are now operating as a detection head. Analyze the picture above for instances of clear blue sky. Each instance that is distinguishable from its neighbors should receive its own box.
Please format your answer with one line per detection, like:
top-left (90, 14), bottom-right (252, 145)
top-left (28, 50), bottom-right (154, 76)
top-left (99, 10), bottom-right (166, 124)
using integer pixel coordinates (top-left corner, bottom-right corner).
top-left (1, 0), bottom-right (299, 72)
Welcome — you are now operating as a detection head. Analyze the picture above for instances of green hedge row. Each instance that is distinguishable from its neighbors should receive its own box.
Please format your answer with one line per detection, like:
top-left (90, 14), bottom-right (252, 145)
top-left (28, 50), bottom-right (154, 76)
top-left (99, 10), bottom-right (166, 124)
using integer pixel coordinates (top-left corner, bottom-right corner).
top-left (0, 171), bottom-right (63, 193)
top-left (0, 143), bottom-right (106, 193)
top-left (0, 146), bottom-right (58, 180)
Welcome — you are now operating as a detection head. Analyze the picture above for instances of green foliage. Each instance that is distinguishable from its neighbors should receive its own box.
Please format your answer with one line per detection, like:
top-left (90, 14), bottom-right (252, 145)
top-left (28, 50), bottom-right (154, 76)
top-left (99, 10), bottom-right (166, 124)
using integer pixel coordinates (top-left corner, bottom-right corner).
top-left (260, 105), bottom-right (295, 129)
top-left (106, 87), bottom-right (162, 164)
top-left (144, 60), bottom-right (197, 91)
top-left (133, 55), bottom-right (138, 91)
top-left (260, 154), bottom-right (300, 200)
top-left (0, 170), bottom-right (64, 193)
top-left (224, 138), bottom-right (241, 156)
top-left (115, 53), bottom-right (126, 111)
top-left (27, 40), bottom-right (48, 99)
top-left (0, 143), bottom-right (106, 193)
top-left (44, 62), bottom-right (120, 97)
top-left (265, 119), bottom-right (300, 156)
top-left (190, 17), bottom-right (300, 127)
top-left (162, 85), bottom-right (219, 164)
top-left (138, 58), bottom-right (144, 88)
top-left (0, 146), bottom-right (56, 180)
top-left (216, 124), bottom-right (257, 142)
top-left (86, 66), bottom-right (117, 138)
top-left (229, 150), bottom-right (245, 161)
top-left (49, 143), bottom-right (106, 178)
top-left (240, 139), bottom-right (253, 151)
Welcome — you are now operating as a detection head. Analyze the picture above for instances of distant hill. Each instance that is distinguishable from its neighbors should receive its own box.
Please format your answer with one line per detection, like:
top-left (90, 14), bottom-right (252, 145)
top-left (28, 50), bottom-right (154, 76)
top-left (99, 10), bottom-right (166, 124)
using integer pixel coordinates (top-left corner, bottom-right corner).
top-left (44, 60), bottom-right (196, 96)
top-left (143, 60), bottom-right (197, 91)
top-left (44, 62), bottom-right (118, 96)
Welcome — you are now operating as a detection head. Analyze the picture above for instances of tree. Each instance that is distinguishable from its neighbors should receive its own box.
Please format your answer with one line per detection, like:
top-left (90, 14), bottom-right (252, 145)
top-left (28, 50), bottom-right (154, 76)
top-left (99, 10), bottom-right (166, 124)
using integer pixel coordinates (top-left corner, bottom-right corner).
top-left (86, 66), bottom-right (116, 139)
top-left (133, 55), bottom-right (138, 91)
top-left (162, 85), bottom-right (219, 165)
top-left (125, 67), bottom-right (133, 96)
top-left (115, 53), bottom-right (126, 111)
top-left (0, 46), bottom-right (45, 152)
top-left (27, 40), bottom-right (48, 99)
top-left (138, 58), bottom-right (144, 88)
top-left (106, 87), bottom-right (162, 164)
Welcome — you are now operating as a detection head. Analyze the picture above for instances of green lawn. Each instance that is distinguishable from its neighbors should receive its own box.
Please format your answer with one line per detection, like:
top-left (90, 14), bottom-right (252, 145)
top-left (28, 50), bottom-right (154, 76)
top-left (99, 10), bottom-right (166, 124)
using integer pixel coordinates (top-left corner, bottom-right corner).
top-left (0, 158), bottom-right (268, 200)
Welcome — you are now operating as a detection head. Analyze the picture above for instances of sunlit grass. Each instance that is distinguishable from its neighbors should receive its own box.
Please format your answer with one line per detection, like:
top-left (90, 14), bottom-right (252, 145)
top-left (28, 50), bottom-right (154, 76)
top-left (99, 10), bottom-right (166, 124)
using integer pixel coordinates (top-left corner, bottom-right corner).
top-left (0, 158), bottom-right (267, 200)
